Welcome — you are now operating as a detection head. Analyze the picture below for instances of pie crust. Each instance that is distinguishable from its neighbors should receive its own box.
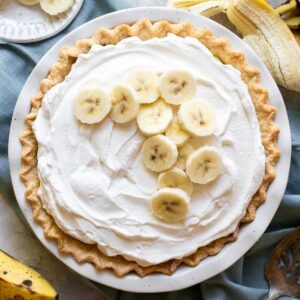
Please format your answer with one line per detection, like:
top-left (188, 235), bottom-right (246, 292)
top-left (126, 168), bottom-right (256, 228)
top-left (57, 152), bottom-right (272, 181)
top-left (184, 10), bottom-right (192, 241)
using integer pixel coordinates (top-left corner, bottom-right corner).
top-left (20, 19), bottom-right (280, 277)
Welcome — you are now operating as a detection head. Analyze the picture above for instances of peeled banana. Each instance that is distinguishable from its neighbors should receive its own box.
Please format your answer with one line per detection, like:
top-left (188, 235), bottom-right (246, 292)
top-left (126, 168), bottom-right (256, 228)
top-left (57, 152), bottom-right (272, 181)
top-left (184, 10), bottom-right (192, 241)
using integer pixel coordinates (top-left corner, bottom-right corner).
top-left (0, 250), bottom-right (57, 300)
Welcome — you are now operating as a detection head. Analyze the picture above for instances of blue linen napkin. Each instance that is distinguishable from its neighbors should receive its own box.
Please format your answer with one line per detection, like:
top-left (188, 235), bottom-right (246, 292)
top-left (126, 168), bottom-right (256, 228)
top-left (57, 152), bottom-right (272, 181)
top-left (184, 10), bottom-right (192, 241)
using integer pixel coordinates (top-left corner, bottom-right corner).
top-left (1, 1), bottom-right (300, 299)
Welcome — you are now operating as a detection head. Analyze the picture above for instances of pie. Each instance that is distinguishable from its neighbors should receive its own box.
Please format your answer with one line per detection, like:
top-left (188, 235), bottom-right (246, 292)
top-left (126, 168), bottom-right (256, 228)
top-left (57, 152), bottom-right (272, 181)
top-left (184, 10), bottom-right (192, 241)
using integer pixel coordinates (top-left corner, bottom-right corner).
top-left (20, 19), bottom-right (280, 277)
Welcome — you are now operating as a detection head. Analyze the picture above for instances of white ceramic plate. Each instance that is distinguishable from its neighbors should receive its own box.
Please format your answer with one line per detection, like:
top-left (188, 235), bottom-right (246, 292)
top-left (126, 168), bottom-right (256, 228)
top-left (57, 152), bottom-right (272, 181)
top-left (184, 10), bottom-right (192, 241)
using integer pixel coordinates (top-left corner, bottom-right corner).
top-left (0, 0), bottom-right (84, 43)
top-left (9, 7), bottom-right (291, 293)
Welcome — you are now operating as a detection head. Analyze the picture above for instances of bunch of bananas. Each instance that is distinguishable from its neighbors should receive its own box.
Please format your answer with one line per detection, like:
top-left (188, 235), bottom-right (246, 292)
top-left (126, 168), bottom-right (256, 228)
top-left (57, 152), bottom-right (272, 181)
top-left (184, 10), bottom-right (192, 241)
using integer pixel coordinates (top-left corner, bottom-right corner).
top-left (168, 0), bottom-right (300, 92)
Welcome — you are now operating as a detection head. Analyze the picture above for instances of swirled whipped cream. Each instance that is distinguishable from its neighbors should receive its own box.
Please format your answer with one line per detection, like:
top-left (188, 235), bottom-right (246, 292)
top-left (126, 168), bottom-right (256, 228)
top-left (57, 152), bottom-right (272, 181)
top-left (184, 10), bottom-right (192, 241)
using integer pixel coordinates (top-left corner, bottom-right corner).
top-left (33, 34), bottom-right (265, 266)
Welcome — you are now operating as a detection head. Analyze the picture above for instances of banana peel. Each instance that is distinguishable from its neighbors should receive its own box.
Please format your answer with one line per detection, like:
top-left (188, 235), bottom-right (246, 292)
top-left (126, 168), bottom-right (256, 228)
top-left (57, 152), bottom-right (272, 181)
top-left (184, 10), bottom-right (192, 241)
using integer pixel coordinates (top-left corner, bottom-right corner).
top-left (187, 1), bottom-right (228, 17)
top-left (285, 16), bottom-right (300, 28)
top-left (275, 0), bottom-right (297, 15)
top-left (0, 250), bottom-right (58, 300)
top-left (168, 0), bottom-right (300, 92)
top-left (169, 0), bottom-right (229, 15)
top-left (227, 0), bottom-right (300, 92)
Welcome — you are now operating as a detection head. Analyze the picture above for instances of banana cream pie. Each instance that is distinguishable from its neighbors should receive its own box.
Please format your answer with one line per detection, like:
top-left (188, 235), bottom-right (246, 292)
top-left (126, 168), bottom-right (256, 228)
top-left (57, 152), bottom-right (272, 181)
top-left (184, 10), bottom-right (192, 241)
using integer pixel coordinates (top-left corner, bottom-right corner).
top-left (21, 19), bottom-right (280, 276)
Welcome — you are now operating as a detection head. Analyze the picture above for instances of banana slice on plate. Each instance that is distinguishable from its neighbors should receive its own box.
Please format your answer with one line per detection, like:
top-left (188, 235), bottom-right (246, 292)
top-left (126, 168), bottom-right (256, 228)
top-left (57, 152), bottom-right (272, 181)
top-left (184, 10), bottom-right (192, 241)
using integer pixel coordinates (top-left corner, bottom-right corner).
top-left (158, 168), bottom-right (193, 195)
top-left (127, 69), bottom-right (160, 103)
top-left (176, 142), bottom-right (194, 170)
top-left (110, 84), bottom-right (139, 124)
top-left (137, 100), bottom-right (173, 135)
top-left (40, 0), bottom-right (74, 16)
top-left (186, 145), bottom-right (222, 184)
top-left (150, 187), bottom-right (190, 222)
top-left (178, 99), bottom-right (216, 136)
top-left (159, 70), bottom-right (197, 105)
top-left (165, 117), bottom-right (190, 146)
top-left (141, 135), bottom-right (178, 172)
top-left (73, 87), bottom-right (111, 124)
top-left (17, 0), bottom-right (39, 5)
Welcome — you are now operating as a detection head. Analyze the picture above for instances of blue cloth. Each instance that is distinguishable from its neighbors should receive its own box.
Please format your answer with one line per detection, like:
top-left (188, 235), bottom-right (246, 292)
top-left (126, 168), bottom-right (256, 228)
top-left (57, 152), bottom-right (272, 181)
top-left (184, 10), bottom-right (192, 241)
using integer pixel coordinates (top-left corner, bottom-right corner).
top-left (0, 1), bottom-right (299, 299)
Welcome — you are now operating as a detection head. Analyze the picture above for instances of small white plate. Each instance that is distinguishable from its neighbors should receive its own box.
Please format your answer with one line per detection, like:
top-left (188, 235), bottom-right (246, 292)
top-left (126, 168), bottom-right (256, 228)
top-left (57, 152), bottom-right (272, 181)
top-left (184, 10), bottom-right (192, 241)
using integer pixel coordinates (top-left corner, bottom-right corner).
top-left (0, 0), bottom-right (84, 43)
top-left (9, 7), bottom-right (291, 293)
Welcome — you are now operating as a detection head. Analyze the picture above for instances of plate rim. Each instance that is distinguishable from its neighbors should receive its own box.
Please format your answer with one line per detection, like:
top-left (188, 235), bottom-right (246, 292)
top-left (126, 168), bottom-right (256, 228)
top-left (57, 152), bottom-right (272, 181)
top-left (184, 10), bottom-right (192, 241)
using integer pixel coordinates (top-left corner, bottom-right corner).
top-left (8, 7), bottom-right (291, 293)
top-left (0, 0), bottom-right (84, 43)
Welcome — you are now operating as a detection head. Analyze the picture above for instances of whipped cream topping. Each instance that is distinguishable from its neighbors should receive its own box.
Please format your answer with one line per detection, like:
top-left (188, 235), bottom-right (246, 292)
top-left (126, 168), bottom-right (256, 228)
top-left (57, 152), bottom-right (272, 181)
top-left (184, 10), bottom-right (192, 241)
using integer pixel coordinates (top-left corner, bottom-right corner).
top-left (33, 34), bottom-right (266, 266)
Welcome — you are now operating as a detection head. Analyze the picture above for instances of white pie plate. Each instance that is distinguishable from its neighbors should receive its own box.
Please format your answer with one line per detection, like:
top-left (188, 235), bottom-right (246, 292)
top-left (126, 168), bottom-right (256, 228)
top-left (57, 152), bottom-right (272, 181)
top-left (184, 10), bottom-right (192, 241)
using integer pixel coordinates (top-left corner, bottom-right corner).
top-left (8, 7), bottom-right (291, 293)
top-left (0, 0), bottom-right (84, 43)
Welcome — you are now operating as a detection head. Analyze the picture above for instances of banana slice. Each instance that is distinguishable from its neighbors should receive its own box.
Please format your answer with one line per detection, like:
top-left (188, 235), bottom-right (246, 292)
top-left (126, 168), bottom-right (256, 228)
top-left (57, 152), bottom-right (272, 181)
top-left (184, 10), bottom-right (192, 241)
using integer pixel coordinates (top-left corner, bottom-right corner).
top-left (178, 99), bottom-right (216, 136)
top-left (186, 145), bottom-right (222, 184)
top-left (110, 84), bottom-right (139, 124)
top-left (17, 0), bottom-right (39, 5)
top-left (176, 142), bottom-right (194, 170)
top-left (73, 87), bottom-right (111, 124)
top-left (40, 0), bottom-right (74, 15)
top-left (127, 69), bottom-right (160, 103)
top-left (165, 117), bottom-right (190, 146)
top-left (158, 168), bottom-right (193, 195)
top-left (141, 135), bottom-right (178, 172)
top-left (150, 188), bottom-right (190, 222)
top-left (159, 70), bottom-right (197, 105)
top-left (137, 100), bottom-right (173, 136)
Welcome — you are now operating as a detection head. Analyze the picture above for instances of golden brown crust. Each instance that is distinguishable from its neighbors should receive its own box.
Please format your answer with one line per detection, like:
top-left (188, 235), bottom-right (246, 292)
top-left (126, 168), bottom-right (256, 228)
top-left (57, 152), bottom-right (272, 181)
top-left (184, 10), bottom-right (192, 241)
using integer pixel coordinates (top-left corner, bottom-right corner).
top-left (20, 19), bottom-right (280, 277)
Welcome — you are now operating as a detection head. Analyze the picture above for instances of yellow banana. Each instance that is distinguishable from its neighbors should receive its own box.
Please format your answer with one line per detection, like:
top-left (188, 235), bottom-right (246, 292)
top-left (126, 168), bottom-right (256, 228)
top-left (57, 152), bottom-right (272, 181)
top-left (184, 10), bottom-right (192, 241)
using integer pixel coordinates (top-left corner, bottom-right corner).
top-left (0, 250), bottom-right (57, 300)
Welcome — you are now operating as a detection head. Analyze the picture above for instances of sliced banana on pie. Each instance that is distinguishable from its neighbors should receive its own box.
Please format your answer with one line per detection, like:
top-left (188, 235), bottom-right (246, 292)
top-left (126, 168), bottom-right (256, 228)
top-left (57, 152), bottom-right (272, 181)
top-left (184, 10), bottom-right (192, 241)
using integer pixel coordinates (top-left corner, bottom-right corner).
top-left (158, 168), bottom-right (193, 195)
top-left (150, 187), bottom-right (190, 222)
top-left (176, 142), bottom-right (194, 170)
top-left (127, 69), bottom-right (160, 104)
top-left (40, 0), bottom-right (74, 15)
top-left (17, 0), bottom-right (39, 5)
top-left (141, 135), bottom-right (178, 172)
top-left (178, 99), bottom-right (216, 136)
top-left (73, 87), bottom-right (111, 124)
top-left (159, 70), bottom-right (196, 105)
top-left (110, 84), bottom-right (139, 124)
top-left (137, 100), bottom-right (173, 136)
top-left (165, 117), bottom-right (190, 147)
top-left (186, 145), bottom-right (222, 184)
